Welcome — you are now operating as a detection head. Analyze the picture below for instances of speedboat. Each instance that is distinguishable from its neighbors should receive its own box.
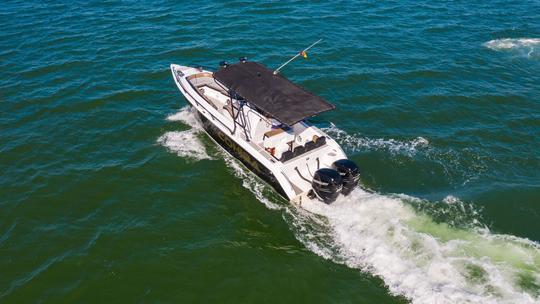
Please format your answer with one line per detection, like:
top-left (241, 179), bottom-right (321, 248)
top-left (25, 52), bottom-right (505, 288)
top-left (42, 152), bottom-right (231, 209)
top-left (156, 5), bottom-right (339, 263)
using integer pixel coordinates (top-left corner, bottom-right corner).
top-left (170, 59), bottom-right (360, 204)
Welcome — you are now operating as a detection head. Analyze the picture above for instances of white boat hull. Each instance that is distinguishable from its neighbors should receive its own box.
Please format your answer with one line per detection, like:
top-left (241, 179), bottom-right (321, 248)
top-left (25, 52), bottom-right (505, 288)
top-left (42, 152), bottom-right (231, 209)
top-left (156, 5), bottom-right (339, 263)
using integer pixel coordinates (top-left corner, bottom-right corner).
top-left (170, 64), bottom-right (350, 204)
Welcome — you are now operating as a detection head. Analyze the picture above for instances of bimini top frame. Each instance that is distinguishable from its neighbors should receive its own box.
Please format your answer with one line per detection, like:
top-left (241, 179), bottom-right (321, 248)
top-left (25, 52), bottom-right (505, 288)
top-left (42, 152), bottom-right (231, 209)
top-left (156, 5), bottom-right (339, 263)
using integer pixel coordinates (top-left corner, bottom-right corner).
top-left (214, 61), bottom-right (335, 126)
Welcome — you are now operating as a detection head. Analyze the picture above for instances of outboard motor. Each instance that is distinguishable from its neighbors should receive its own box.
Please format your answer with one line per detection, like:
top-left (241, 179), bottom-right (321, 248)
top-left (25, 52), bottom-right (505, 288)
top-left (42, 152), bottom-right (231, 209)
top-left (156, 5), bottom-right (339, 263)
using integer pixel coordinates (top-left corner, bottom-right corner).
top-left (332, 159), bottom-right (360, 195)
top-left (312, 168), bottom-right (343, 203)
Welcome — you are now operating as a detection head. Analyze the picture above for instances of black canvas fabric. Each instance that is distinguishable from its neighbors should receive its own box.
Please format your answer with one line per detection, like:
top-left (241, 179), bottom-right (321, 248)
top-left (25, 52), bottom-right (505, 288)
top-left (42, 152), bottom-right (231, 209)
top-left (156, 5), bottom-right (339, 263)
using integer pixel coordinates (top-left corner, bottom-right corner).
top-left (214, 61), bottom-right (334, 125)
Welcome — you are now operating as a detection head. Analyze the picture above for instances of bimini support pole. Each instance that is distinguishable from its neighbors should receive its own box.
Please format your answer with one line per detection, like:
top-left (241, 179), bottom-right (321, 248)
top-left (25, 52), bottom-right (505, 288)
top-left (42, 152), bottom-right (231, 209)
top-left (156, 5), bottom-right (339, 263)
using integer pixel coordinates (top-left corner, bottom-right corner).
top-left (273, 39), bottom-right (322, 75)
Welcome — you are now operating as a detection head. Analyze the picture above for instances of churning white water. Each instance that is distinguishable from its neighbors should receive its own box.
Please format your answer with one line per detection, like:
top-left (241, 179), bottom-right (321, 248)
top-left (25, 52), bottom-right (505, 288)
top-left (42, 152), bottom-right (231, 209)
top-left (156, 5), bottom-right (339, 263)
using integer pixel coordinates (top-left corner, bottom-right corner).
top-left (292, 190), bottom-right (540, 303)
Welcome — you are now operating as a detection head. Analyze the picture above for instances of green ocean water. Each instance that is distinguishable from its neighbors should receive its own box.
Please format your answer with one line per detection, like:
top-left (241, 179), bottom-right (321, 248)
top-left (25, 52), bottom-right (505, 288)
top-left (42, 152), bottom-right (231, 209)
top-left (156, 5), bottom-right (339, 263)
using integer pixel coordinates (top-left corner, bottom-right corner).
top-left (1, 1), bottom-right (539, 303)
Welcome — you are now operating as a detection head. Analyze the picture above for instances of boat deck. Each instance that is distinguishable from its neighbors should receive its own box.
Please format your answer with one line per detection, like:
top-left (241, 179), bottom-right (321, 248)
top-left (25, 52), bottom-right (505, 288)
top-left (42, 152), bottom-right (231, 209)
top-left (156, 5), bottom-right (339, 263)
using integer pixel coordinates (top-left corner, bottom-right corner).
top-left (186, 72), bottom-right (330, 163)
top-left (172, 64), bottom-right (350, 202)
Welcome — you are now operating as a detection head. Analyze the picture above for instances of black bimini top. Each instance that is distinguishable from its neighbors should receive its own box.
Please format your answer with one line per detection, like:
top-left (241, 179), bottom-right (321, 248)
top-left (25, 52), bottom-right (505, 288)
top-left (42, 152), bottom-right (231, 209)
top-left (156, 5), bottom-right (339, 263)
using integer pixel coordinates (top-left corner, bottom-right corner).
top-left (213, 61), bottom-right (335, 126)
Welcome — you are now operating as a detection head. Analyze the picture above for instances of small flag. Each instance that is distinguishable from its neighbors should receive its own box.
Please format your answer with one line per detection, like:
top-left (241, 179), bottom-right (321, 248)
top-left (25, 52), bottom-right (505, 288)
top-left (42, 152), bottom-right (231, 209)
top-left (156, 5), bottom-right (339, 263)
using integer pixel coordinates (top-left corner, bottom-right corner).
top-left (300, 50), bottom-right (308, 58)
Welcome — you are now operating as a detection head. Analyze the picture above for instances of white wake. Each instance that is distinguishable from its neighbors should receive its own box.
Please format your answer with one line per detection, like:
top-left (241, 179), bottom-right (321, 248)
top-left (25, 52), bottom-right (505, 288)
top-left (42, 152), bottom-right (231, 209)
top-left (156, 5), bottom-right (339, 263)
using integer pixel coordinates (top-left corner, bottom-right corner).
top-left (159, 107), bottom-right (540, 303)
top-left (157, 106), bottom-right (212, 161)
top-left (292, 190), bottom-right (540, 303)
top-left (323, 123), bottom-right (429, 157)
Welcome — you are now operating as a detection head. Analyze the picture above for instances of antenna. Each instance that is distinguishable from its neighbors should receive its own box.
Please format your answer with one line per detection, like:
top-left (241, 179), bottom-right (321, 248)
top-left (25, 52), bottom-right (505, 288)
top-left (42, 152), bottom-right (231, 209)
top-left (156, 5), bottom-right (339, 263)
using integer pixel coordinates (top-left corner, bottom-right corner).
top-left (273, 39), bottom-right (323, 75)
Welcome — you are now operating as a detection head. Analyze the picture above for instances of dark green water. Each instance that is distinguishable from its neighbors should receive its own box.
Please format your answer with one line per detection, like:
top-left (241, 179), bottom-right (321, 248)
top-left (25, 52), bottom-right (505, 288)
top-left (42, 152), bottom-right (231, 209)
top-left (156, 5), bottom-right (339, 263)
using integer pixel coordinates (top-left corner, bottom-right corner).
top-left (1, 1), bottom-right (539, 303)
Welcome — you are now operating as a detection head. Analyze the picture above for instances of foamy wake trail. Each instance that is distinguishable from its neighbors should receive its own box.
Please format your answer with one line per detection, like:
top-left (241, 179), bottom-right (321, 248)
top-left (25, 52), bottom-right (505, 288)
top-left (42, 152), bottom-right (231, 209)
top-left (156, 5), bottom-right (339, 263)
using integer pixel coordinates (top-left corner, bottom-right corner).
top-left (228, 163), bottom-right (540, 303)
top-left (160, 109), bottom-right (540, 302)
top-left (484, 38), bottom-right (540, 58)
top-left (323, 123), bottom-right (429, 156)
top-left (291, 190), bottom-right (540, 303)
top-left (219, 123), bottom-right (539, 302)
top-left (157, 106), bottom-right (212, 160)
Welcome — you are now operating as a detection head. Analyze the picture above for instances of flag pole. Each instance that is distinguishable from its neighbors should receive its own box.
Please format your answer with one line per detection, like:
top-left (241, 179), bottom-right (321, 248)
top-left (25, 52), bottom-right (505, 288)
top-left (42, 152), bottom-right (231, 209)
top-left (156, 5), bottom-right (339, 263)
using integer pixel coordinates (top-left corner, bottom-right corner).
top-left (273, 39), bottom-right (323, 75)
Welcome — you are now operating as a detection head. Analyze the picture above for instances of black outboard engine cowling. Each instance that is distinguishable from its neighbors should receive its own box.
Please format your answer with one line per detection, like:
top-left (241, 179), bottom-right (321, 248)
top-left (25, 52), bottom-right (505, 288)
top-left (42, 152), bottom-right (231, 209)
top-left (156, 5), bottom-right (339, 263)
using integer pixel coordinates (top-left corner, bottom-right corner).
top-left (312, 168), bottom-right (343, 204)
top-left (332, 159), bottom-right (360, 195)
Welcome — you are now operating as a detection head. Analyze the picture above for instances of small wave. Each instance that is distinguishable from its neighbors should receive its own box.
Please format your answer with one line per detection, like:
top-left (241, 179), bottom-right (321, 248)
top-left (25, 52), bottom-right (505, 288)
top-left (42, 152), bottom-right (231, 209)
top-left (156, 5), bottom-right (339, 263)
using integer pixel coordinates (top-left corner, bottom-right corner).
top-left (324, 123), bottom-right (490, 186)
top-left (157, 130), bottom-right (211, 161)
top-left (484, 38), bottom-right (540, 50)
top-left (166, 106), bottom-right (203, 129)
top-left (442, 195), bottom-right (459, 204)
top-left (157, 106), bottom-right (211, 160)
top-left (323, 123), bottom-right (429, 156)
top-left (484, 38), bottom-right (540, 58)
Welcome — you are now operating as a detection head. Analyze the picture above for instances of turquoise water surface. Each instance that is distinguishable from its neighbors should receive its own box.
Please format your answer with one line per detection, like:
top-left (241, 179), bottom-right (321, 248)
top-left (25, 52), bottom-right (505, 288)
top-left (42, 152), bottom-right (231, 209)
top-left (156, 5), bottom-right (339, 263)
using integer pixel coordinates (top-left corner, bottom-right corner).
top-left (1, 1), bottom-right (539, 303)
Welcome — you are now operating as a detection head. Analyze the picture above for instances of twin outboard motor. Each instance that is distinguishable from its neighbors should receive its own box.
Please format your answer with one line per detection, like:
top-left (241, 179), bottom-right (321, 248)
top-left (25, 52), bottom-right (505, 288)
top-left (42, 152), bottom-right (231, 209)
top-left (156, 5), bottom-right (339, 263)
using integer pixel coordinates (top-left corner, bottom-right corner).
top-left (311, 159), bottom-right (360, 204)
top-left (312, 168), bottom-right (343, 203)
top-left (332, 159), bottom-right (360, 195)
